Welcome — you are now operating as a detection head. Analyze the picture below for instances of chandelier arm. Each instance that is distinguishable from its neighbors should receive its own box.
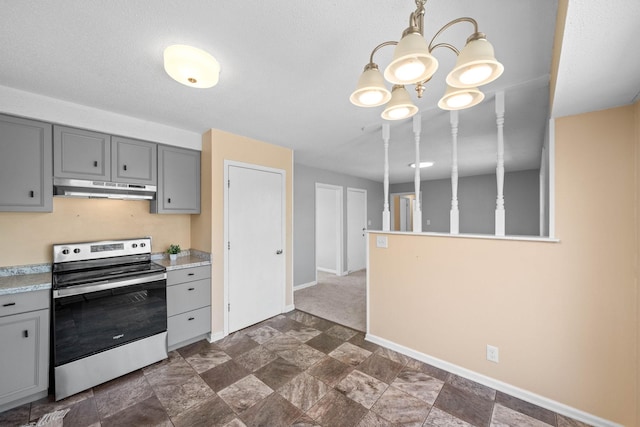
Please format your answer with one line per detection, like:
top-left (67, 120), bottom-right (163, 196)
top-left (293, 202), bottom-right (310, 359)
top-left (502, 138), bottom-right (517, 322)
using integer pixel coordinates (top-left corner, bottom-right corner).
top-left (410, 2), bottom-right (426, 35)
top-left (429, 42), bottom-right (460, 56)
top-left (427, 17), bottom-right (479, 52)
top-left (368, 41), bottom-right (398, 65)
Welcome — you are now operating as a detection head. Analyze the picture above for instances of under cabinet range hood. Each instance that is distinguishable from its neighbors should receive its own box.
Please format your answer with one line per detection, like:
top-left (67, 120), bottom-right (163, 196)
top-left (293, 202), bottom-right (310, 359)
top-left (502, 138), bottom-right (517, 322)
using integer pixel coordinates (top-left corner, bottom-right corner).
top-left (53, 178), bottom-right (156, 200)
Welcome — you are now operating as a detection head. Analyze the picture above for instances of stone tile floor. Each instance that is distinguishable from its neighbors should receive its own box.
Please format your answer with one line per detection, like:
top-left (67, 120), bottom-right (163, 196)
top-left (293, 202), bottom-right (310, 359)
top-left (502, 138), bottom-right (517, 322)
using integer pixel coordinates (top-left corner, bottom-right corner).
top-left (0, 310), bottom-right (592, 427)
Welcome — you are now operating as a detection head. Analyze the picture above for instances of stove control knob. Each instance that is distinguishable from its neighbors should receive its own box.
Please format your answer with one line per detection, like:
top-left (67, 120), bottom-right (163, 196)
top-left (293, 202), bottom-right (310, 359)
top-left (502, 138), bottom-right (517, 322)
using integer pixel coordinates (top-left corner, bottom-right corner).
top-left (62, 249), bottom-right (70, 255)
top-left (73, 248), bottom-right (81, 254)
top-left (132, 243), bottom-right (138, 248)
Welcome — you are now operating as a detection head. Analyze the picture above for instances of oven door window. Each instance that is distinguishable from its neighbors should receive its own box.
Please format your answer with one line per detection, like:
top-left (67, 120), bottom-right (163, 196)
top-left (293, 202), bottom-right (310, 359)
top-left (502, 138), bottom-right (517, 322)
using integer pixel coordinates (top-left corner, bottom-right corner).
top-left (53, 279), bottom-right (166, 366)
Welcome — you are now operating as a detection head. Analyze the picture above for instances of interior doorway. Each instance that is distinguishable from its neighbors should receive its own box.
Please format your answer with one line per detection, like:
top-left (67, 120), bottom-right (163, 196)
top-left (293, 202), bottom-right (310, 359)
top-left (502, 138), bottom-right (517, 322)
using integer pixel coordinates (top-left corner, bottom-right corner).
top-left (347, 187), bottom-right (367, 273)
top-left (390, 191), bottom-right (422, 231)
top-left (315, 183), bottom-right (343, 276)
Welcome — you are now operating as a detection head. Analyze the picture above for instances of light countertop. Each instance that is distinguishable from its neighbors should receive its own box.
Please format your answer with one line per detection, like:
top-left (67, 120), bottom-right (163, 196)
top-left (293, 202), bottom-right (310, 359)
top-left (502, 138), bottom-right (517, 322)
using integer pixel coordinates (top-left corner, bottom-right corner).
top-left (0, 250), bottom-right (211, 296)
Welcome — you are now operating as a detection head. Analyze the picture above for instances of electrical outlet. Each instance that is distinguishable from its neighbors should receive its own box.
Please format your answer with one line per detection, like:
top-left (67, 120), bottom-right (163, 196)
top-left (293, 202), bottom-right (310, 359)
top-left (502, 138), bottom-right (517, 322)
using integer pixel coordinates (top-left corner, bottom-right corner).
top-left (376, 235), bottom-right (388, 248)
top-left (486, 345), bottom-right (499, 363)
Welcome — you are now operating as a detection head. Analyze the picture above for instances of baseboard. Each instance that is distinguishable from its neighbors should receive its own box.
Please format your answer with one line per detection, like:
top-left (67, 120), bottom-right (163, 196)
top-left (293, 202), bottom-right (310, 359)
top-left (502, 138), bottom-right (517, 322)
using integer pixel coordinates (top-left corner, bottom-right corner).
top-left (365, 334), bottom-right (622, 427)
top-left (208, 331), bottom-right (225, 343)
top-left (294, 281), bottom-right (317, 291)
top-left (317, 267), bottom-right (337, 274)
top-left (283, 304), bottom-right (295, 313)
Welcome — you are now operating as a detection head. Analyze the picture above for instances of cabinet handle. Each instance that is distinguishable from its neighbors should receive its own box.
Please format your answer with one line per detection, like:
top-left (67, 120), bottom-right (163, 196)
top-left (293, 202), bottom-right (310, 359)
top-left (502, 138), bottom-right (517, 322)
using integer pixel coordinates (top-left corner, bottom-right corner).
top-left (23, 330), bottom-right (29, 338)
top-left (123, 164), bottom-right (127, 171)
top-left (29, 190), bottom-right (35, 198)
top-left (167, 198), bottom-right (171, 204)
top-left (188, 287), bottom-right (195, 291)
top-left (188, 317), bottom-right (195, 321)
top-left (2, 302), bottom-right (16, 307)
top-left (187, 273), bottom-right (195, 276)
top-left (93, 161), bottom-right (98, 167)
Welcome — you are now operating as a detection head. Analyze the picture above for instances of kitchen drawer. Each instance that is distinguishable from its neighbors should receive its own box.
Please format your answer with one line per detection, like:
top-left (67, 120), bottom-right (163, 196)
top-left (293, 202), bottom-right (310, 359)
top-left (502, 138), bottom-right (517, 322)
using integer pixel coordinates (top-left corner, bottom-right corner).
top-left (167, 279), bottom-right (211, 316)
top-left (0, 290), bottom-right (49, 318)
top-left (167, 265), bottom-right (211, 286)
top-left (167, 306), bottom-right (211, 347)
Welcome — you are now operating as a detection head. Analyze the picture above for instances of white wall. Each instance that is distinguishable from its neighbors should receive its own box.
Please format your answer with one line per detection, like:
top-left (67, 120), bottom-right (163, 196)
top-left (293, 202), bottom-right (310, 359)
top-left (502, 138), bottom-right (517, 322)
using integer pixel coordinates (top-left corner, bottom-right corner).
top-left (0, 85), bottom-right (201, 149)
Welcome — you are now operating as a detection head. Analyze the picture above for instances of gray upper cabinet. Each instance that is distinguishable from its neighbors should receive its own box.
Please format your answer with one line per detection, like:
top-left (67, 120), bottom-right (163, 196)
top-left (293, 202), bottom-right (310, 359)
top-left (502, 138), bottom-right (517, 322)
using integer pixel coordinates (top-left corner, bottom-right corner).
top-left (54, 125), bottom-right (111, 181)
top-left (111, 136), bottom-right (157, 185)
top-left (151, 145), bottom-right (200, 214)
top-left (0, 114), bottom-right (53, 212)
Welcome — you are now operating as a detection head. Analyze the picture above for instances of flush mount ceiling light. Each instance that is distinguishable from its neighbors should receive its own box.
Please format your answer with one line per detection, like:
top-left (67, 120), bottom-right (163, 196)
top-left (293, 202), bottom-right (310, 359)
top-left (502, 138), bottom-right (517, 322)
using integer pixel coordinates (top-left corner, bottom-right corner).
top-left (350, 0), bottom-right (504, 119)
top-left (409, 161), bottom-right (434, 168)
top-left (163, 45), bottom-right (220, 88)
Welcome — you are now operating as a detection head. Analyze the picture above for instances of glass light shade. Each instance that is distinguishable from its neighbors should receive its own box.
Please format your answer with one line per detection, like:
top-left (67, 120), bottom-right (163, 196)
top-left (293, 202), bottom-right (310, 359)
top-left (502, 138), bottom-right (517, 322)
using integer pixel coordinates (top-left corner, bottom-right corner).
top-left (437, 85), bottom-right (484, 110)
top-left (381, 86), bottom-right (418, 121)
top-left (350, 66), bottom-right (392, 107)
top-left (446, 38), bottom-right (503, 88)
top-left (164, 45), bottom-right (220, 88)
top-left (384, 32), bottom-right (438, 85)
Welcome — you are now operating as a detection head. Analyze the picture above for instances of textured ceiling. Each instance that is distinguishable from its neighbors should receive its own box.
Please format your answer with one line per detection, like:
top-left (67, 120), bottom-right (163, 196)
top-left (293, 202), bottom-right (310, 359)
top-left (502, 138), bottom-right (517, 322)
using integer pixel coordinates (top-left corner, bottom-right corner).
top-left (0, 1), bottom-right (637, 184)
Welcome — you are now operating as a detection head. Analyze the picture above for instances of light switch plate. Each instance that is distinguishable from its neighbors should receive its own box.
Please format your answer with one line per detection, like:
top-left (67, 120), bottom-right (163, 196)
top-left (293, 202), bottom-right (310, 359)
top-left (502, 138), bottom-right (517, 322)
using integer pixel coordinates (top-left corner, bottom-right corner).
top-left (376, 235), bottom-right (388, 248)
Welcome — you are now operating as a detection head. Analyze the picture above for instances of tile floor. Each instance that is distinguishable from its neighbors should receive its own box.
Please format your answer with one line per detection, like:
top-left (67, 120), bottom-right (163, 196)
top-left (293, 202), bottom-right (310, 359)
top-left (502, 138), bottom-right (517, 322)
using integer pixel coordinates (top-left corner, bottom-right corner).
top-left (0, 310), bottom-right (592, 427)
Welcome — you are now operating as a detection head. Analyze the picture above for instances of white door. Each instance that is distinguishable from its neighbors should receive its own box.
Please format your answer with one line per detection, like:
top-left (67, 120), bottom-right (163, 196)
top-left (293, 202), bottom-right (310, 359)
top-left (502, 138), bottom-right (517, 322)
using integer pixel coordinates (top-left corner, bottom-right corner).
top-left (347, 188), bottom-right (367, 273)
top-left (227, 164), bottom-right (285, 333)
top-left (315, 184), bottom-right (342, 274)
top-left (400, 197), bottom-right (409, 231)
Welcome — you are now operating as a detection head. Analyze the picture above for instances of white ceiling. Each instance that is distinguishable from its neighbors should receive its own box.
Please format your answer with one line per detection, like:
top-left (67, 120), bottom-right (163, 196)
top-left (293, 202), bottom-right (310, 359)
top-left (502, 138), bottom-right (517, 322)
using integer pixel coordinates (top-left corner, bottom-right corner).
top-left (1, 1), bottom-right (638, 184)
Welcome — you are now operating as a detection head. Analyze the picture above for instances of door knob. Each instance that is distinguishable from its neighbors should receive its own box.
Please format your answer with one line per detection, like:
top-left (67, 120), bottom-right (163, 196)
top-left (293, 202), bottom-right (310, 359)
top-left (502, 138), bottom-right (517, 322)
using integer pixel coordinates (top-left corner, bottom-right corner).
top-left (276, 249), bottom-right (283, 255)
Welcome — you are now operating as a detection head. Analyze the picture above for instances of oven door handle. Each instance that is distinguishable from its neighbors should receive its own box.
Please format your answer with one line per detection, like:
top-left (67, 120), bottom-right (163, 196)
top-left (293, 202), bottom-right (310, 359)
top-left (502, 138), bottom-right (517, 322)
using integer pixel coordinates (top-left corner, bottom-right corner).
top-left (53, 273), bottom-right (167, 298)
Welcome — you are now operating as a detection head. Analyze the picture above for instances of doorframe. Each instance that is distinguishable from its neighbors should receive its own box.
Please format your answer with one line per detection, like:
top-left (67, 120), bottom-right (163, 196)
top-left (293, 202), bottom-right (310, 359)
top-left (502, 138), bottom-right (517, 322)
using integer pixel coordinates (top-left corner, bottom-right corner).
top-left (315, 183), bottom-right (343, 279)
top-left (223, 160), bottom-right (287, 336)
top-left (346, 187), bottom-right (367, 273)
top-left (390, 191), bottom-right (422, 231)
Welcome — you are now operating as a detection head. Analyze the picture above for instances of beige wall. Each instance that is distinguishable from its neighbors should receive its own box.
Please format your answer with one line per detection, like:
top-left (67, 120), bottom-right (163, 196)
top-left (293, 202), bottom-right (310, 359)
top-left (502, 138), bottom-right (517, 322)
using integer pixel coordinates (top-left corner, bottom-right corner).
top-left (369, 104), bottom-right (638, 425)
top-left (636, 100), bottom-right (640, 425)
top-left (0, 198), bottom-right (191, 266)
top-left (194, 129), bottom-right (293, 336)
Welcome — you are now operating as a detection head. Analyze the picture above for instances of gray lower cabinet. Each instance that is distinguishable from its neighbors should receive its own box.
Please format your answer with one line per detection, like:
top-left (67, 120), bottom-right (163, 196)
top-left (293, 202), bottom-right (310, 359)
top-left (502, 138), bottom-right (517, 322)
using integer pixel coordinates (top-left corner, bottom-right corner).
top-left (167, 265), bottom-right (211, 349)
top-left (53, 125), bottom-right (111, 181)
top-left (0, 290), bottom-right (49, 411)
top-left (151, 145), bottom-right (200, 214)
top-left (0, 114), bottom-right (52, 212)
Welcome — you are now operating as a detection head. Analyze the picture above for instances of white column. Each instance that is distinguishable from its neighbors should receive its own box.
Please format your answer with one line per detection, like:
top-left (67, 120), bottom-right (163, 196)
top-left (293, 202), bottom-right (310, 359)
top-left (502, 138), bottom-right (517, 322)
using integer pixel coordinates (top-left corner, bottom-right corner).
top-left (413, 114), bottom-right (422, 232)
top-left (495, 91), bottom-right (505, 236)
top-left (382, 124), bottom-right (391, 231)
top-left (449, 110), bottom-right (459, 234)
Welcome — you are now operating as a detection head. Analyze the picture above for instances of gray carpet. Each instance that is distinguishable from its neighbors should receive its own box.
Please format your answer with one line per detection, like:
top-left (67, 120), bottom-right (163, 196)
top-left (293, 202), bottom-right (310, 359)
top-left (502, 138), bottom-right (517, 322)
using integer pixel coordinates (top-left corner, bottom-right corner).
top-left (293, 270), bottom-right (366, 331)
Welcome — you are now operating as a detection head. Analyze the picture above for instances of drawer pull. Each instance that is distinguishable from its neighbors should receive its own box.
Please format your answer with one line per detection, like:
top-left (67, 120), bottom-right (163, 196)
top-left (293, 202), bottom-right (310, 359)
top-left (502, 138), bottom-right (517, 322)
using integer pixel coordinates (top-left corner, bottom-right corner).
top-left (23, 330), bottom-right (29, 338)
top-left (187, 273), bottom-right (195, 276)
top-left (29, 190), bottom-right (35, 198)
top-left (188, 317), bottom-right (195, 321)
top-left (188, 287), bottom-right (195, 291)
top-left (2, 302), bottom-right (16, 307)
top-left (93, 161), bottom-right (98, 167)
top-left (123, 164), bottom-right (127, 171)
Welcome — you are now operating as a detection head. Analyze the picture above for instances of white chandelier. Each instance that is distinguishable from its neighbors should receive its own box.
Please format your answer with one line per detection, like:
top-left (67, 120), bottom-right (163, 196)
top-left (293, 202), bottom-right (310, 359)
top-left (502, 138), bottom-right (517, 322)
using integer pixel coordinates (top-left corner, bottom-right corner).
top-left (350, 0), bottom-right (504, 120)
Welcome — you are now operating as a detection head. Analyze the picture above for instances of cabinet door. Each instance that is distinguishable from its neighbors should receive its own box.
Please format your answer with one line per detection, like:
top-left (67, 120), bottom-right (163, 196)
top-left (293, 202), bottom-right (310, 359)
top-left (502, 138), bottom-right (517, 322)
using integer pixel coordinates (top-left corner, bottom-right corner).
top-left (111, 137), bottom-right (157, 185)
top-left (0, 309), bottom-right (49, 406)
top-left (152, 146), bottom-right (200, 214)
top-left (53, 125), bottom-right (111, 180)
top-left (0, 115), bottom-right (52, 212)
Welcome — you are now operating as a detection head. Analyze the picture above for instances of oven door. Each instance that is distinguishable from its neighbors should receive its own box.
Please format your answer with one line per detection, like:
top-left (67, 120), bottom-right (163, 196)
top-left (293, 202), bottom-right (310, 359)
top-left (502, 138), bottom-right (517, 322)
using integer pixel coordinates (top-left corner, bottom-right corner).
top-left (53, 274), bottom-right (167, 367)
